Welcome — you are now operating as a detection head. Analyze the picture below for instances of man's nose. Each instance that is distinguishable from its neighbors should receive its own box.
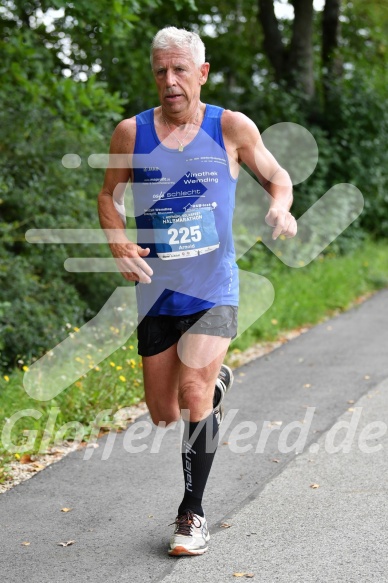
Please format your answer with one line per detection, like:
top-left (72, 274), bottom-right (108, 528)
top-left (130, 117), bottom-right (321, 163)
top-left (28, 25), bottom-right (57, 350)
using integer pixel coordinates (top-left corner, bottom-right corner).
top-left (165, 69), bottom-right (176, 87)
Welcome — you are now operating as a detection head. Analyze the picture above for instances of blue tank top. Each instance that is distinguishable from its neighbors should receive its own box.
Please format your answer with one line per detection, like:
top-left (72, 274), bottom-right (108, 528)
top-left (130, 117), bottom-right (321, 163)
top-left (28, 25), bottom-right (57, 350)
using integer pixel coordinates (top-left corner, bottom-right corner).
top-left (132, 104), bottom-right (239, 316)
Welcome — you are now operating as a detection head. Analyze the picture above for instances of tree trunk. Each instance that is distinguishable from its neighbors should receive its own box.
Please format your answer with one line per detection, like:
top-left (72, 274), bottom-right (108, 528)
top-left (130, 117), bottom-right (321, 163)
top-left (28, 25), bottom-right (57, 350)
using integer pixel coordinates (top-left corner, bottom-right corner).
top-left (288, 0), bottom-right (315, 98)
top-left (322, 0), bottom-right (342, 105)
top-left (322, 0), bottom-right (342, 77)
top-left (258, 0), bottom-right (315, 98)
top-left (322, 0), bottom-right (342, 73)
top-left (257, 0), bottom-right (286, 83)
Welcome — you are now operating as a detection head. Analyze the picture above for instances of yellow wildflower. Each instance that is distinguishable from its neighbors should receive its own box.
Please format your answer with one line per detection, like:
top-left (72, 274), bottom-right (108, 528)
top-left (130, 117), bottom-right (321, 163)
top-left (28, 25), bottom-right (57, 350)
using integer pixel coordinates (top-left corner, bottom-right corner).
top-left (119, 375), bottom-right (126, 382)
top-left (73, 326), bottom-right (80, 332)
top-left (3, 375), bottom-right (9, 382)
top-left (116, 365), bottom-right (123, 371)
top-left (110, 362), bottom-right (115, 367)
top-left (22, 365), bottom-right (29, 372)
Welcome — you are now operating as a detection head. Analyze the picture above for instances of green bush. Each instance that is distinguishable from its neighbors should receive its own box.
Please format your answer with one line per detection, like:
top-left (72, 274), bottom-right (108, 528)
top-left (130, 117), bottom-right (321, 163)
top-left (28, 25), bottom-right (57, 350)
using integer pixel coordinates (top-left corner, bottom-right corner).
top-left (0, 28), bottom-right (124, 370)
top-left (325, 76), bottom-right (388, 239)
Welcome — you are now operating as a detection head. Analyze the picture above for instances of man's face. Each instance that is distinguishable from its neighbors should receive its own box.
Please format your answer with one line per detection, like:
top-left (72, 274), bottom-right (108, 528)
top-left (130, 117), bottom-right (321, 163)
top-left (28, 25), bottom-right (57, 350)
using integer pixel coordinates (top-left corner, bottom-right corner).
top-left (152, 47), bottom-right (209, 115)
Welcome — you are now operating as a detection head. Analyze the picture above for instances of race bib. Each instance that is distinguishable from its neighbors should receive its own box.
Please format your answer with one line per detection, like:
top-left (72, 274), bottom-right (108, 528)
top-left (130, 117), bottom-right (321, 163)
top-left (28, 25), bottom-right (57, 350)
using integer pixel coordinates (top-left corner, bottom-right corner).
top-left (152, 207), bottom-right (220, 260)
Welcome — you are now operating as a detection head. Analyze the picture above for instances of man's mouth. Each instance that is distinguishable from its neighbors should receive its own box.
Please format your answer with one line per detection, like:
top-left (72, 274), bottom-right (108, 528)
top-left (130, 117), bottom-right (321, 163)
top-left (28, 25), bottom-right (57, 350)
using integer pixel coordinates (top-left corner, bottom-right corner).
top-left (165, 94), bottom-right (182, 101)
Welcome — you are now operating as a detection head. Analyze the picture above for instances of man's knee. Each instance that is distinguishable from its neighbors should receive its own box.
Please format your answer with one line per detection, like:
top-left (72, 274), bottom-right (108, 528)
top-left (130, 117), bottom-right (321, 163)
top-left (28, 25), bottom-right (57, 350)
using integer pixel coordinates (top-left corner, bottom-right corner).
top-left (178, 380), bottom-right (211, 411)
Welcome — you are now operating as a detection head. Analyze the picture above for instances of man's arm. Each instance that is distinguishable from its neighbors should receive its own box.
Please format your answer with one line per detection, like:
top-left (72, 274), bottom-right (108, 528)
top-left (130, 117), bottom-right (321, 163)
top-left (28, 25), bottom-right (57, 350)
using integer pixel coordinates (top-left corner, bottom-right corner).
top-left (222, 110), bottom-right (297, 240)
top-left (97, 118), bottom-right (153, 283)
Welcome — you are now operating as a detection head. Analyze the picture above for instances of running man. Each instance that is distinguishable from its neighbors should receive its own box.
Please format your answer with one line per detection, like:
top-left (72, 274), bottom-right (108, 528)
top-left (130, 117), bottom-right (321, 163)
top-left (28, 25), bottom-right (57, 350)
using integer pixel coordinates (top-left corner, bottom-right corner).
top-left (98, 26), bottom-right (297, 556)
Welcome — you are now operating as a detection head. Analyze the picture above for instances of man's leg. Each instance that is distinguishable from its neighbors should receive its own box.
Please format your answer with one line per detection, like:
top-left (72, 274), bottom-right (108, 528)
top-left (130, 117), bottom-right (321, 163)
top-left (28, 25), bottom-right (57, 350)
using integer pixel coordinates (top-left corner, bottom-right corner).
top-left (141, 333), bottom-right (229, 556)
top-left (138, 314), bottom-right (182, 425)
top-left (177, 334), bottom-right (230, 514)
top-left (142, 343), bottom-right (181, 425)
top-left (138, 311), bottom-right (235, 556)
top-left (168, 333), bottom-right (230, 556)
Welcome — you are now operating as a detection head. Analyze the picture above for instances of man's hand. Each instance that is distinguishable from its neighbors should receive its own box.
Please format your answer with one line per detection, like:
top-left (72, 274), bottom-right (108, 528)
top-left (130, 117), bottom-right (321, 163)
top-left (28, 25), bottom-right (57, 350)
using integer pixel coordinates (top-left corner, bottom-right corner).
top-left (265, 207), bottom-right (297, 240)
top-left (110, 242), bottom-right (153, 283)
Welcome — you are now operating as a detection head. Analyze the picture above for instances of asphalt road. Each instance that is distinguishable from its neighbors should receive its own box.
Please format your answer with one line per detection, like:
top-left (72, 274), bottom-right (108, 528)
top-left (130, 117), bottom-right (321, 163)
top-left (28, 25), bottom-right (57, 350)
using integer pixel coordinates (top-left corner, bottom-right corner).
top-left (1, 289), bottom-right (387, 583)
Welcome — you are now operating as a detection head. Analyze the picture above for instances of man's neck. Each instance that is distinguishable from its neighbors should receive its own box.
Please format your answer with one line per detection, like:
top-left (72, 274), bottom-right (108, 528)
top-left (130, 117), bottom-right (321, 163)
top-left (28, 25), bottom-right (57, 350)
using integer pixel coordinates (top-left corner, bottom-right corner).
top-left (159, 101), bottom-right (204, 127)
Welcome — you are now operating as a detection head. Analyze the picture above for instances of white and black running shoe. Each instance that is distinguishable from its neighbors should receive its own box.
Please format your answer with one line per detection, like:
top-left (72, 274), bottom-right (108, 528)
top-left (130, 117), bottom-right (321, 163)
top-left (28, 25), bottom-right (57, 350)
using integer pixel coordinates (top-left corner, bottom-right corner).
top-left (168, 510), bottom-right (210, 556)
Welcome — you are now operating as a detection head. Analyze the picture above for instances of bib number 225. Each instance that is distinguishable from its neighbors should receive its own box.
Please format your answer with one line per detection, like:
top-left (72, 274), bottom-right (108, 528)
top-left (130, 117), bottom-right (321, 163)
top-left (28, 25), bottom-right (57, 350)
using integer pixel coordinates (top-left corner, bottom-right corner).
top-left (167, 225), bottom-right (201, 245)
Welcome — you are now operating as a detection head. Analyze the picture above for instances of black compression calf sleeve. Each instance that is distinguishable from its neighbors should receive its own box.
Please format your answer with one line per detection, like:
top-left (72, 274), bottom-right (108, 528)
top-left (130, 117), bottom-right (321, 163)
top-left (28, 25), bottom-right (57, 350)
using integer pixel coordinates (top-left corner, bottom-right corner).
top-left (178, 412), bottom-right (219, 518)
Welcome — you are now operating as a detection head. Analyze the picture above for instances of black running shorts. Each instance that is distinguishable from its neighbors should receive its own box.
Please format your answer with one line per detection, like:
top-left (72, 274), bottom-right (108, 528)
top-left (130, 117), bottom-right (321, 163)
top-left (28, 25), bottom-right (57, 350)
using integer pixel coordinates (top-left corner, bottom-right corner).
top-left (137, 305), bottom-right (238, 357)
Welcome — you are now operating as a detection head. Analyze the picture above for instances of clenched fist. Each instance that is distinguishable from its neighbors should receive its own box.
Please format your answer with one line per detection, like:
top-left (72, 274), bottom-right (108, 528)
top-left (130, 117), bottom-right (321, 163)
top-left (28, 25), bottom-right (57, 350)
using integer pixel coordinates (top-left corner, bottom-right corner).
top-left (265, 207), bottom-right (297, 240)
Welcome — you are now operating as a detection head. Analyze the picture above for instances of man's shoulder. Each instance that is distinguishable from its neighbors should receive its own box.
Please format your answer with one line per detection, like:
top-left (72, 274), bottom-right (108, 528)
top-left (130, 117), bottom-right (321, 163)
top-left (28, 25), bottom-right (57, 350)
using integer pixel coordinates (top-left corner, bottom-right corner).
top-left (221, 109), bottom-right (257, 131)
top-left (114, 107), bottom-right (154, 136)
top-left (115, 116), bottom-right (136, 132)
top-left (204, 104), bottom-right (256, 132)
top-left (110, 116), bottom-right (137, 154)
top-left (110, 107), bottom-right (157, 154)
top-left (220, 109), bottom-right (260, 148)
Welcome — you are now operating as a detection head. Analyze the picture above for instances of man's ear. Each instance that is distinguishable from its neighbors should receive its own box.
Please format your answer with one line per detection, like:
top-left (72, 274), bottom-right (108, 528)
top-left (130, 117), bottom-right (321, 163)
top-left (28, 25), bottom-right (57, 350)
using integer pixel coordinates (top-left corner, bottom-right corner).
top-left (199, 62), bottom-right (210, 85)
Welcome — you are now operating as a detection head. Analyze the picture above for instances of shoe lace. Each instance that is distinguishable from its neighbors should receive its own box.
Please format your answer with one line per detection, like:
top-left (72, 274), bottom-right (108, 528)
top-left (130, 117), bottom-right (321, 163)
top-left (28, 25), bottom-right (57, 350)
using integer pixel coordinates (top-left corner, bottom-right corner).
top-left (169, 510), bottom-right (201, 536)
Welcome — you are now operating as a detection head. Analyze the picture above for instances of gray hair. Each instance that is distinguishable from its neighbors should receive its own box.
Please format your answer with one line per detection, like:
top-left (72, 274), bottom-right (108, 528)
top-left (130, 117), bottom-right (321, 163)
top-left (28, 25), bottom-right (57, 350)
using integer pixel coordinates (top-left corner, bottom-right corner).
top-left (150, 27), bottom-right (206, 68)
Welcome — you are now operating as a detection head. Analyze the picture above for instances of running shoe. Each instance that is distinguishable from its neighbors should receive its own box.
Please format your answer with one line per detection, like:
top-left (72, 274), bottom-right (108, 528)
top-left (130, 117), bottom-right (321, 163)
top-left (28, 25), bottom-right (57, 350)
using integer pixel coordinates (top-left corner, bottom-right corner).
top-left (168, 510), bottom-right (210, 556)
top-left (213, 364), bottom-right (234, 425)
